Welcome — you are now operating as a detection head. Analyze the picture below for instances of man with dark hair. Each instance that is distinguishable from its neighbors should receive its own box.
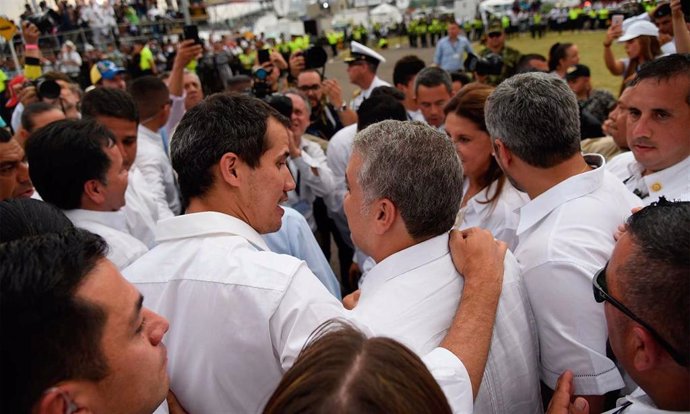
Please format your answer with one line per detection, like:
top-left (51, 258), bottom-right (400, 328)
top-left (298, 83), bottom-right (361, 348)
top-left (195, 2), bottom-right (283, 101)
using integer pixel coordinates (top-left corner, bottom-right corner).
top-left (297, 69), bottom-right (357, 140)
top-left (550, 199), bottom-right (690, 414)
top-left (124, 93), bottom-right (517, 413)
top-left (17, 101), bottom-right (65, 146)
top-left (0, 229), bottom-right (170, 414)
top-left (392, 55), bottom-right (426, 121)
top-left (26, 119), bottom-right (148, 268)
top-left (478, 21), bottom-right (522, 85)
top-left (516, 53), bottom-right (549, 73)
top-left (486, 72), bottom-right (641, 412)
top-left (129, 76), bottom-right (181, 217)
top-left (433, 21), bottom-right (474, 72)
top-left (414, 66), bottom-right (453, 130)
top-left (345, 41), bottom-right (391, 111)
top-left (565, 64), bottom-right (616, 124)
top-left (607, 53), bottom-right (690, 204)
top-left (0, 128), bottom-right (34, 201)
top-left (82, 87), bottom-right (160, 247)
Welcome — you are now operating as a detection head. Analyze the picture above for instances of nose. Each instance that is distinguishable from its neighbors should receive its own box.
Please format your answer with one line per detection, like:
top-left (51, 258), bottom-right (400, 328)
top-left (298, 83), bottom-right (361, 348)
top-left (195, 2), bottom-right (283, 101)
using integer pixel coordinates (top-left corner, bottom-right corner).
top-left (284, 166), bottom-right (296, 192)
top-left (630, 113), bottom-right (652, 139)
top-left (147, 308), bottom-right (170, 346)
top-left (17, 161), bottom-right (30, 184)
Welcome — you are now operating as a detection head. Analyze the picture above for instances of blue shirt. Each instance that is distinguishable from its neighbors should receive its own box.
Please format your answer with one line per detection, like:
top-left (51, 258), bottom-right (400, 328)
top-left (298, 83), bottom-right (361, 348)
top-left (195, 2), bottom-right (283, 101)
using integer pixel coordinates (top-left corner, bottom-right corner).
top-left (433, 36), bottom-right (474, 72)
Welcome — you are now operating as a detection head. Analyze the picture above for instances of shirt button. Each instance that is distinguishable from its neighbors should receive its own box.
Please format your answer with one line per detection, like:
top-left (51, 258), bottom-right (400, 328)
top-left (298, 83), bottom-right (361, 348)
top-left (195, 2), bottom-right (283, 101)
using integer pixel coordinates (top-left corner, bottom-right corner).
top-left (651, 182), bottom-right (662, 192)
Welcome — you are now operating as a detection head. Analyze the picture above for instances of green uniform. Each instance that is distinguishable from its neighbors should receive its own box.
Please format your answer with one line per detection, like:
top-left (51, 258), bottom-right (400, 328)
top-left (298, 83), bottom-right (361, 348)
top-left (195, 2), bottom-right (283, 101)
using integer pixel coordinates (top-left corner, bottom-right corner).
top-left (479, 45), bottom-right (522, 86)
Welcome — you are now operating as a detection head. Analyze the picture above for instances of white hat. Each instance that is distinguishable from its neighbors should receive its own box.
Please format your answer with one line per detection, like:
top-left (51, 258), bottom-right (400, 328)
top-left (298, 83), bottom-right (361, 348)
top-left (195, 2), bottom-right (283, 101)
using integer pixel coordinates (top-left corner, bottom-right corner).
top-left (618, 20), bottom-right (659, 42)
top-left (64, 40), bottom-right (75, 48)
top-left (345, 41), bottom-right (386, 65)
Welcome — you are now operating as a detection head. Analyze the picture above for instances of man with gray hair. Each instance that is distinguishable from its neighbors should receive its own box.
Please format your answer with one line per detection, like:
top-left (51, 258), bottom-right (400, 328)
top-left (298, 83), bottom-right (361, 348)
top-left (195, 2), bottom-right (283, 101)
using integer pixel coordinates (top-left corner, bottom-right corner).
top-left (346, 120), bottom-right (542, 413)
top-left (414, 67), bottom-right (453, 131)
top-left (485, 72), bottom-right (641, 412)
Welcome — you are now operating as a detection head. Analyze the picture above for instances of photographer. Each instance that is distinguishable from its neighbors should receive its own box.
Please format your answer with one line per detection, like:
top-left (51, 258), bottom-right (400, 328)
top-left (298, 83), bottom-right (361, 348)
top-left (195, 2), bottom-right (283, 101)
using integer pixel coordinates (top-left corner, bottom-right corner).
top-left (477, 21), bottom-right (522, 86)
top-left (10, 72), bottom-right (81, 133)
top-left (251, 49), bottom-right (288, 98)
top-left (297, 70), bottom-right (356, 140)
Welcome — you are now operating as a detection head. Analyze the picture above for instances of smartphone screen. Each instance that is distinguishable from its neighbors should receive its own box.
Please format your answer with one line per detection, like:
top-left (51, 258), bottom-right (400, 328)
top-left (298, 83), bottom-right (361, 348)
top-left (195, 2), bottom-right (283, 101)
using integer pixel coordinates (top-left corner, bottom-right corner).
top-left (612, 14), bottom-right (624, 26)
top-left (183, 24), bottom-right (201, 45)
top-left (258, 49), bottom-right (270, 64)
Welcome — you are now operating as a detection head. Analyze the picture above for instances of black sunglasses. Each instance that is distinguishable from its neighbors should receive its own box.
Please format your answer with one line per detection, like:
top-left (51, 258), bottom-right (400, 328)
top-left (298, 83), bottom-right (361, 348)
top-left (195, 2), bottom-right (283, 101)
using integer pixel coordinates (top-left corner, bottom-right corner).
top-left (593, 263), bottom-right (688, 367)
top-left (488, 32), bottom-right (503, 38)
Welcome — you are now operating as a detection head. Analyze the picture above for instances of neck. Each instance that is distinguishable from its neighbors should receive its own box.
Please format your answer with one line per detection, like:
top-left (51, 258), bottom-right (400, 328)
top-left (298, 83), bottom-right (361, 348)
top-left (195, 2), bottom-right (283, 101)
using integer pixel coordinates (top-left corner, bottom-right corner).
top-left (640, 368), bottom-right (690, 411)
top-left (142, 119), bottom-right (163, 133)
top-left (358, 72), bottom-right (376, 90)
top-left (403, 95), bottom-right (418, 111)
top-left (521, 154), bottom-right (591, 199)
top-left (367, 219), bottom-right (418, 264)
top-left (488, 44), bottom-right (503, 53)
top-left (461, 176), bottom-right (485, 208)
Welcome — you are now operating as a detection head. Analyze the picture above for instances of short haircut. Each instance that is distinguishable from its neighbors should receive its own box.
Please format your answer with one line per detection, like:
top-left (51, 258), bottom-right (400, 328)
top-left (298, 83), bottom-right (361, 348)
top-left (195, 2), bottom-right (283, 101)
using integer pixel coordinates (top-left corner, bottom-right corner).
top-left (548, 42), bottom-right (573, 72)
top-left (0, 198), bottom-right (74, 243)
top-left (25, 119), bottom-right (115, 210)
top-left (42, 71), bottom-right (72, 83)
top-left (353, 120), bottom-right (463, 240)
top-left (369, 85), bottom-right (405, 101)
top-left (128, 75), bottom-right (170, 120)
top-left (357, 95), bottom-right (408, 131)
top-left (0, 126), bottom-right (11, 143)
top-left (621, 199), bottom-right (690, 363)
top-left (393, 55), bottom-right (426, 87)
top-left (264, 320), bottom-right (452, 414)
top-left (171, 93), bottom-right (289, 201)
top-left (485, 72), bottom-right (581, 168)
top-left (81, 87), bottom-right (140, 123)
top-left (450, 71), bottom-right (472, 86)
top-left (0, 229), bottom-right (109, 413)
top-left (414, 66), bottom-right (452, 95)
top-left (298, 69), bottom-right (323, 81)
top-left (284, 88), bottom-right (311, 115)
top-left (516, 53), bottom-right (547, 74)
top-left (20, 102), bottom-right (60, 133)
top-left (629, 53), bottom-right (690, 105)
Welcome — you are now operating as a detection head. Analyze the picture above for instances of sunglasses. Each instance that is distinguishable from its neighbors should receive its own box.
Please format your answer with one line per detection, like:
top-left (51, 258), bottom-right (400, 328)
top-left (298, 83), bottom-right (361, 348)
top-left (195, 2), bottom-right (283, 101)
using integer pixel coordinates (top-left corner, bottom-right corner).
top-left (298, 84), bottom-right (321, 92)
top-left (488, 32), bottom-right (503, 38)
top-left (593, 263), bottom-right (688, 367)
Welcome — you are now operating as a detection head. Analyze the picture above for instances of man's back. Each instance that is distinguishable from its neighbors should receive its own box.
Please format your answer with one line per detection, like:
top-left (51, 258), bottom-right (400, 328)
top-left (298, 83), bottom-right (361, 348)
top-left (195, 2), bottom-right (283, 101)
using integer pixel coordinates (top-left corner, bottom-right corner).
top-left (124, 212), bottom-right (344, 413)
top-left (351, 233), bottom-right (542, 414)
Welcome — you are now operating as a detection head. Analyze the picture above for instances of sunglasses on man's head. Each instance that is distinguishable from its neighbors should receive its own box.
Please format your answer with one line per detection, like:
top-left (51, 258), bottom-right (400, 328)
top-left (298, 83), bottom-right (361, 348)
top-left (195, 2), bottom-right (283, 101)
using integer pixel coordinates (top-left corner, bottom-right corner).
top-left (488, 32), bottom-right (503, 38)
top-left (592, 263), bottom-right (688, 367)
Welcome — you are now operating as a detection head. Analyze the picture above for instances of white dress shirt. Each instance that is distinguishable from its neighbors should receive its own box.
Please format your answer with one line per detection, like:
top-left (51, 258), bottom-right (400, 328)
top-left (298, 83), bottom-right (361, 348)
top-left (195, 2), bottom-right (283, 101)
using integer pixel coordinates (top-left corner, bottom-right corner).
top-left (514, 154), bottom-right (641, 394)
top-left (408, 109), bottom-right (426, 122)
top-left (607, 152), bottom-right (690, 205)
top-left (602, 388), bottom-right (676, 414)
top-left (123, 166), bottom-right (160, 248)
top-left (350, 233), bottom-right (542, 414)
top-left (135, 125), bottom-right (181, 218)
top-left (285, 136), bottom-right (336, 231)
top-left (263, 206), bottom-right (342, 298)
top-left (123, 212), bottom-right (477, 414)
top-left (63, 208), bottom-right (148, 269)
top-left (455, 178), bottom-right (529, 251)
top-left (350, 75), bottom-right (391, 111)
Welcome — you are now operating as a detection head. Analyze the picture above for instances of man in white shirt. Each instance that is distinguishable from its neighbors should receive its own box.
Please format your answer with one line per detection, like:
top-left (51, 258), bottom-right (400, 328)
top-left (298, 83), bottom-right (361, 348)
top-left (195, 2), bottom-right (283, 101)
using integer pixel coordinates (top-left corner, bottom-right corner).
top-left (415, 66), bottom-right (453, 131)
top-left (606, 54), bottom-right (690, 204)
top-left (345, 41), bottom-right (391, 111)
top-left (548, 199), bottom-right (690, 414)
top-left (82, 87), bottom-right (160, 248)
top-left (25, 119), bottom-right (148, 269)
top-left (282, 91), bottom-right (336, 232)
top-left (124, 93), bottom-right (516, 414)
top-left (345, 120), bottom-right (541, 414)
top-left (392, 55), bottom-right (427, 121)
top-left (129, 76), bottom-right (181, 218)
top-left (486, 72), bottom-right (642, 412)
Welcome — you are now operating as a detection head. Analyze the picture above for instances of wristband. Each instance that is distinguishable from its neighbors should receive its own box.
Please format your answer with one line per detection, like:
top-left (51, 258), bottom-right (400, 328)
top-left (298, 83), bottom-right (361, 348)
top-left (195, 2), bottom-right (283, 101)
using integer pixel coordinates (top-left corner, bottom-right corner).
top-left (25, 44), bottom-right (38, 50)
top-left (603, 42), bottom-right (611, 47)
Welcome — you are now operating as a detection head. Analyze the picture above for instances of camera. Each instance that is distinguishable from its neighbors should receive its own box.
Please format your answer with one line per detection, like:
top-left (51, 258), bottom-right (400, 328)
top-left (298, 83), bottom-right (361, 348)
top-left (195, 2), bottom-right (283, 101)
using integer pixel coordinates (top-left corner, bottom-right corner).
top-left (464, 53), bottom-right (504, 76)
top-left (299, 46), bottom-right (328, 70)
top-left (26, 10), bottom-right (59, 35)
top-left (25, 77), bottom-right (61, 101)
top-left (251, 67), bottom-right (272, 99)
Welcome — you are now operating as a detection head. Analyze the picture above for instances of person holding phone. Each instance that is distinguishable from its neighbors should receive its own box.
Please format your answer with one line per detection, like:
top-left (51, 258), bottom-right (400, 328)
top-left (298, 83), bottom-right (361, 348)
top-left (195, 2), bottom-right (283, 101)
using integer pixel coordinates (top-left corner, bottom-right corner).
top-left (603, 20), bottom-right (662, 92)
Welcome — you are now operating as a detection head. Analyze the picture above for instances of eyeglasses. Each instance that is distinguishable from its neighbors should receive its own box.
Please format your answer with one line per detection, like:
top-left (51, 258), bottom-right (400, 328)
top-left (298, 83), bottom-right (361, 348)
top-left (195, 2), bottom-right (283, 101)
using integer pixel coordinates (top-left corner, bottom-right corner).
top-left (593, 263), bottom-right (688, 367)
top-left (298, 84), bottom-right (320, 92)
top-left (487, 32), bottom-right (503, 38)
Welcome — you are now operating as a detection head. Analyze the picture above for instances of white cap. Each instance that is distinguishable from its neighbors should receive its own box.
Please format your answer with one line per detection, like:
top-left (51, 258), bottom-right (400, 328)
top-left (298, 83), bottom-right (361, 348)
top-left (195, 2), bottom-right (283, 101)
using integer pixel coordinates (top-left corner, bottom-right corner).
top-left (618, 20), bottom-right (659, 42)
top-left (345, 41), bottom-right (386, 64)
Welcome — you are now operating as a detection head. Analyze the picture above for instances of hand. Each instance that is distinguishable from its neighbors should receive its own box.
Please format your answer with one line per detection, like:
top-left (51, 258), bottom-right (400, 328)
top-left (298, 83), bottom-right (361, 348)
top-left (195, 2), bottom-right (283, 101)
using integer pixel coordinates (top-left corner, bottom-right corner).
top-left (322, 79), bottom-right (343, 108)
top-left (270, 51), bottom-right (288, 70)
top-left (546, 371), bottom-right (590, 414)
top-left (167, 390), bottom-right (189, 414)
top-left (604, 24), bottom-right (622, 46)
top-left (342, 289), bottom-right (361, 310)
top-left (21, 22), bottom-right (40, 45)
top-left (173, 39), bottom-right (203, 69)
top-left (614, 206), bottom-right (643, 241)
top-left (18, 84), bottom-right (38, 107)
top-left (658, 32), bottom-right (673, 45)
top-left (289, 52), bottom-right (305, 79)
top-left (449, 227), bottom-right (506, 287)
top-left (286, 129), bottom-right (301, 158)
top-left (671, 0), bottom-right (684, 16)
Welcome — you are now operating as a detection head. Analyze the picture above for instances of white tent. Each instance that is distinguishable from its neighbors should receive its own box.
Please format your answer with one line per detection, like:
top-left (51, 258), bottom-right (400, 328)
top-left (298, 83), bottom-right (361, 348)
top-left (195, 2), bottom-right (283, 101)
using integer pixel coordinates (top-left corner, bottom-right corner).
top-left (370, 3), bottom-right (403, 25)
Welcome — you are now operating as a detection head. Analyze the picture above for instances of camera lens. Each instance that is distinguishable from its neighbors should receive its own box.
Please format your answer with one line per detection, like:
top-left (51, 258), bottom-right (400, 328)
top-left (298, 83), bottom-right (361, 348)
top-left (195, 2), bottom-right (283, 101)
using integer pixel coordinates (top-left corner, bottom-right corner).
top-left (37, 79), bottom-right (61, 100)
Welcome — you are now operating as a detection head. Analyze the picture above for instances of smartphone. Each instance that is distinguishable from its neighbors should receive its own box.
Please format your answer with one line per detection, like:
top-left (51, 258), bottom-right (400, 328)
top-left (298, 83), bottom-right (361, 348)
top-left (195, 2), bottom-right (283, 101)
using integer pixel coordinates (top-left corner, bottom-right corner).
top-left (611, 14), bottom-right (624, 26)
top-left (183, 24), bottom-right (202, 45)
top-left (258, 49), bottom-right (270, 64)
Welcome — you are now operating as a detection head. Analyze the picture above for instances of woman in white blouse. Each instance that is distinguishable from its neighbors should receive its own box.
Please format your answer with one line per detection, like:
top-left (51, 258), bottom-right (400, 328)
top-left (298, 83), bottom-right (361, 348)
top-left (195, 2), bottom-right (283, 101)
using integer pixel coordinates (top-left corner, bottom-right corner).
top-left (444, 83), bottom-right (529, 250)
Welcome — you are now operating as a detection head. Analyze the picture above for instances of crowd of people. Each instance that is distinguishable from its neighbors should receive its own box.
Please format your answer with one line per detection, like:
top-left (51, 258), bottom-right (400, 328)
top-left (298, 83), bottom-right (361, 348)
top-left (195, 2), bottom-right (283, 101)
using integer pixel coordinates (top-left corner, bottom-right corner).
top-left (1, 0), bottom-right (689, 412)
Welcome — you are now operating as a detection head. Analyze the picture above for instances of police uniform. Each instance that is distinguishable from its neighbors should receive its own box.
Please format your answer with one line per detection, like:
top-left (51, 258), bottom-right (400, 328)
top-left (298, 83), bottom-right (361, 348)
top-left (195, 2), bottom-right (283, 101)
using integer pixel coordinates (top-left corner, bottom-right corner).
top-left (345, 41), bottom-right (391, 111)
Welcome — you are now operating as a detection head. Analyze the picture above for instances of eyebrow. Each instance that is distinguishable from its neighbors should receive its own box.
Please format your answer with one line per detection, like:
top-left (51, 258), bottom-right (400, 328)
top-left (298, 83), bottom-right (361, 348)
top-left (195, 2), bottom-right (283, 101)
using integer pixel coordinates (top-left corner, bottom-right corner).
top-left (129, 294), bottom-right (144, 328)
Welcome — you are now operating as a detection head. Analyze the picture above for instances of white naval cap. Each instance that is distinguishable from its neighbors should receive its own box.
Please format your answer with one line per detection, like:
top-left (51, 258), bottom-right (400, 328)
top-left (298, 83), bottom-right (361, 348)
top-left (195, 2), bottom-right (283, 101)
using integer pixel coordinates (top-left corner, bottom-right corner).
top-left (345, 41), bottom-right (386, 65)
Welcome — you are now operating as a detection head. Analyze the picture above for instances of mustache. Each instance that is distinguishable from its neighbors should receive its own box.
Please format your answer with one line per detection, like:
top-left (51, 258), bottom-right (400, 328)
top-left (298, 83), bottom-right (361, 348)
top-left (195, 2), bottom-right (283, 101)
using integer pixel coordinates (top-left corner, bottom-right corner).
top-left (630, 136), bottom-right (655, 147)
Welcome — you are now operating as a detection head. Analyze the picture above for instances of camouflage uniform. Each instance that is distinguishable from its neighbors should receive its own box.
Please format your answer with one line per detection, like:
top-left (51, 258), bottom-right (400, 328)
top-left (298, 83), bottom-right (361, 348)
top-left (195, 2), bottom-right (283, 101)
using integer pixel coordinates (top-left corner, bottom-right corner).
top-left (478, 45), bottom-right (522, 86)
top-left (580, 89), bottom-right (616, 124)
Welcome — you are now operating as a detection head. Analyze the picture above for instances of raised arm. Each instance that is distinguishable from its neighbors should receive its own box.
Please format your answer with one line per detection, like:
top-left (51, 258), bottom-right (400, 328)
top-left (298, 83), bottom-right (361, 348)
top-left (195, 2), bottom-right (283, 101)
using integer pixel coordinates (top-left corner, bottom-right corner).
top-left (603, 24), bottom-right (625, 76)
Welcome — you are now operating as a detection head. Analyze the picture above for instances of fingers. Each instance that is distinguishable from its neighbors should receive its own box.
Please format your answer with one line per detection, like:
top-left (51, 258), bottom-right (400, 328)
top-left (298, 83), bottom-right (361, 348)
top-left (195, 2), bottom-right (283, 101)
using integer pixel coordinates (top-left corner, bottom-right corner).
top-left (546, 371), bottom-right (573, 414)
top-left (342, 290), bottom-right (361, 310)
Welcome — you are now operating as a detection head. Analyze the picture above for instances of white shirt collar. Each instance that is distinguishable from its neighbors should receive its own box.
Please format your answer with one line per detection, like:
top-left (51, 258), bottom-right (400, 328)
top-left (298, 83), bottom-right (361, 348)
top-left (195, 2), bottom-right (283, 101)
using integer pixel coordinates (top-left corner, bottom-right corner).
top-left (362, 233), bottom-right (450, 293)
top-left (517, 154), bottom-right (606, 235)
top-left (63, 208), bottom-right (129, 233)
top-left (631, 155), bottom-right (690, 197)
top-left (155, 211), bottom-right (270, 251)
top-left (137, 124), bottom-right (164, 150)
top-left (362, 76), bottom-right (382, 99)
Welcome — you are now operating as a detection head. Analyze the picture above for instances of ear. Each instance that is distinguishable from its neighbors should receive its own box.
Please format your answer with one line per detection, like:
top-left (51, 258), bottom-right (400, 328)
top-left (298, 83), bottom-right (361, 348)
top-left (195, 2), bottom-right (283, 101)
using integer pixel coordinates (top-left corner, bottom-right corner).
top-left (35, 385), bottom-right (91, 414)
top-left (218, 152), bottom-right (243, 188)
top-left (83, 179), bottom-right (105, 205)
top-left (631, 326), bottom-right (661, 372)
top-left (371, 198), bottom-right (397, 236)
top-left (493, 139), bottom-right (512, 166)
